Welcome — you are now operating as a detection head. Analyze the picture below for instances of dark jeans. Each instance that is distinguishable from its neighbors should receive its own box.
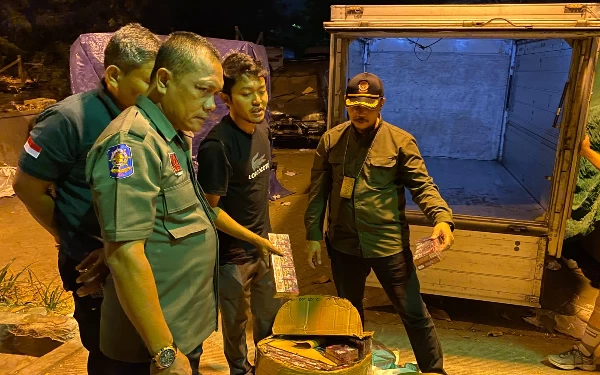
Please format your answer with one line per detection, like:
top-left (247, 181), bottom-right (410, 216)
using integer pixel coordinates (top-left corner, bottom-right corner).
top-left (219, 258), bottom-right (282, 375)
top-left (58, 252), bottom-right (204, 375)
top-left (326, 243), bottom-right (446, 375)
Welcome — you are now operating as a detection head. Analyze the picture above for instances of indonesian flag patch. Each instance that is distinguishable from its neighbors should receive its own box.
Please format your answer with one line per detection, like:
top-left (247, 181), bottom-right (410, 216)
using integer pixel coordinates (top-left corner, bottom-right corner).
top-left (24, 137), bottom-right (42, 159)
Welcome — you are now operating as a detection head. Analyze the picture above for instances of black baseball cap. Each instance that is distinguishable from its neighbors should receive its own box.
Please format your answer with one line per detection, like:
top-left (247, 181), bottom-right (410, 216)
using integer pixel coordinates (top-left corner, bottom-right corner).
top-left (345, 72), bottom-right (384, 109)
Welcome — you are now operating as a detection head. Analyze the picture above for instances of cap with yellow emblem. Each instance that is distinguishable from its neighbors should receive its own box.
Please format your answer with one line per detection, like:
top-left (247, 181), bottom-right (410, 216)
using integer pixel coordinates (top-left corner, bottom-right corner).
top-left (345, 72), bottom-right (384, 109)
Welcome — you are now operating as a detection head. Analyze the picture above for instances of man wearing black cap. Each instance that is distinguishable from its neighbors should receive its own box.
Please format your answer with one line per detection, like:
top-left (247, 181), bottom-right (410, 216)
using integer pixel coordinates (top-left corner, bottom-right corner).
top-left (304, 72), bottom-right (454, 374)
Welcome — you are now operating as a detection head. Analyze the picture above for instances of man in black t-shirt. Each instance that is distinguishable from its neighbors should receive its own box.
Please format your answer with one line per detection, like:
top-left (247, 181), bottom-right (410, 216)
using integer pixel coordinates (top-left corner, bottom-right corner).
top-left (197, 53), bottom-right (281, 375)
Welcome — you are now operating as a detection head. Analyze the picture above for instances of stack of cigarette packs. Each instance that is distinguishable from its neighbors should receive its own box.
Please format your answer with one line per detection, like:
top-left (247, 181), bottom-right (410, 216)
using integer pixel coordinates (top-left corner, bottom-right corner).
top-left (268, 233), bottom-right (300, 298)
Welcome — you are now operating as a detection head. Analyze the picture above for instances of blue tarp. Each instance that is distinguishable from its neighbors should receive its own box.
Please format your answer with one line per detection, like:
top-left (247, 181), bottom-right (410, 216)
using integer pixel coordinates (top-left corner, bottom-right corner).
top-left (69, 32), bottom-right (293, 200)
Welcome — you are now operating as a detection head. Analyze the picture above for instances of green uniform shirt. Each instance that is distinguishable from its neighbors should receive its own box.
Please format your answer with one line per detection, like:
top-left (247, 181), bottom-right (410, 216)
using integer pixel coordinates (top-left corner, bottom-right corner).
top-left (86, 95), bottom-right (218, 362)
top-left (18, 85), bottom-right (121, 262)
top-left (304, 119), bottom-right (454, 258)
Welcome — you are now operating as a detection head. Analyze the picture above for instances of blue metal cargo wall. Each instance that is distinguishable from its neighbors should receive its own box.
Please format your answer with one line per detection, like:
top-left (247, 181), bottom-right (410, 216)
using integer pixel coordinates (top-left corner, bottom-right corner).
top-left (349, 38), bottom-right (512, 161)
top-left (503, 39), bottom-right (572, 209)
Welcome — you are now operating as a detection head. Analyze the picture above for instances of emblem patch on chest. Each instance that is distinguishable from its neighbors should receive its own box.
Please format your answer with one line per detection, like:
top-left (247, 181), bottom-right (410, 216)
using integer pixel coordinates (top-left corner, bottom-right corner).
top-left (107, 144), bottom-right (134, 179)
top-left (168, 152), bottom-right (183, 176)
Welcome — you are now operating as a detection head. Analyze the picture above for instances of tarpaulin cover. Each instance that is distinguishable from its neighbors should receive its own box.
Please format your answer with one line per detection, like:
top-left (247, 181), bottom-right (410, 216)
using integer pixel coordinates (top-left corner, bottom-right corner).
top-left (69, 32), bottom-right (293, 200)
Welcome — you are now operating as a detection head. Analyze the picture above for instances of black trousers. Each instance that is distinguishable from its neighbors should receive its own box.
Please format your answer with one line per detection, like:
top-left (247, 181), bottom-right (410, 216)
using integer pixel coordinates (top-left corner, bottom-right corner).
top-left (326, 243), bottom-right (446, 374)
top-left (59, 252), bottom-right (204, 375)
top-left (58, 252), bottom-right (125, 375)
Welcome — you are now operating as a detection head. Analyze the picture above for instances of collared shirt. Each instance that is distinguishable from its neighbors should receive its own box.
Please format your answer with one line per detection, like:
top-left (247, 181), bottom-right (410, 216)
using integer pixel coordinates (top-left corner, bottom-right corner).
top-left (304, 118), bottom-right (454, 258)
top-left (86, 95), bottom-right (218, 361)
top-left (18, 84), bottom-right (121, 262)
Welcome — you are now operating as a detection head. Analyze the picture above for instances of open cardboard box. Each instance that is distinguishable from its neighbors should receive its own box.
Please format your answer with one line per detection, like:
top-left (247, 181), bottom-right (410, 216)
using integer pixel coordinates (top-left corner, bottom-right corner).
top-left (256, 295), bottom-right (374, 374)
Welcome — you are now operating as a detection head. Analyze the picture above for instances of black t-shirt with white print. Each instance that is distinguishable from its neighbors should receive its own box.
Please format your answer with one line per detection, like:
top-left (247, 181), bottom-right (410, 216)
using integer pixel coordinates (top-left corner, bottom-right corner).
top-left (197, 115), bottom-right (271, 265)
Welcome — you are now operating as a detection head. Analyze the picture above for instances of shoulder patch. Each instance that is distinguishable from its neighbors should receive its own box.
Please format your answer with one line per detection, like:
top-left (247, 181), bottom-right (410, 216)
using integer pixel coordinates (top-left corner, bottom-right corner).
top-left (23, 136), bottom-right (42, 158)
top-left (107, 144), bottom-right (134, 179)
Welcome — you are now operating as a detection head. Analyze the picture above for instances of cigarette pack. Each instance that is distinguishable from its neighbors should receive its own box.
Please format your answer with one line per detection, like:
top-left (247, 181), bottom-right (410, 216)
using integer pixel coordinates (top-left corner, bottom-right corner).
top-left (413, 236), bottom-right (444, 271)
top-left (323, 345), bottom-right (359, 365)
top-left (268, 233), bottom-right (300, 298)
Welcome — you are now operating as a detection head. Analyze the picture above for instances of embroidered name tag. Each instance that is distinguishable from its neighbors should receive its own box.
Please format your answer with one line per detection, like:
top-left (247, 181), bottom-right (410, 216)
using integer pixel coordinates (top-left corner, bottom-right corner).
top-left (107, 144), bottom-right (134, 179)
top-left (168, 152), bottom-right (183, 176)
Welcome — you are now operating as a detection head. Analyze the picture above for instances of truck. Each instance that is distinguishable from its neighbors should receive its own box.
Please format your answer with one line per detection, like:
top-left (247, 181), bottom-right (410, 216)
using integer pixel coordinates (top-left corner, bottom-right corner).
top-left (323, 3), bottom-right (600, 307)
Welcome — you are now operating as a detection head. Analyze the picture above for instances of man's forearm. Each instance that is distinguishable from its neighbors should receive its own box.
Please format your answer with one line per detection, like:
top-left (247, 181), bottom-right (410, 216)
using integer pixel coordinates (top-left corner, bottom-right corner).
top-left (583, 148), bottom-right (600, 171)
top-left (305, 189), bottom-right (327, 241)
top-left (304, 146), bottom-right (331, 241)
top-left (17, 192), bottom-right (59, 241)
top-left (212, 207), bottom-right (262, 244)
top-left (105, 240), bottom-right (172, 355)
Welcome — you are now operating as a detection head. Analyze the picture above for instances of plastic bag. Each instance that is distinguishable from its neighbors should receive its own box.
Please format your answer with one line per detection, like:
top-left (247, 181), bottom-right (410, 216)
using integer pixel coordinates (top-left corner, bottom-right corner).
top-left (0, 165), bottom-right (17, 198)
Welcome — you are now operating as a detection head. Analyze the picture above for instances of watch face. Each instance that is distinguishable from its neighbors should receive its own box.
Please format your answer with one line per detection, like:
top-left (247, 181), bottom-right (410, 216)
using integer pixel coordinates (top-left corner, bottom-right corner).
top-left (159, 348), bottom-right (177, 367)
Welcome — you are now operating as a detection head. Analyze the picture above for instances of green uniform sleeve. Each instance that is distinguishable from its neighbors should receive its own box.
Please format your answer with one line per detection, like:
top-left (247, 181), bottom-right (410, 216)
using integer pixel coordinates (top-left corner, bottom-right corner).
top-left (398, 137), bottom-right (454, 228)
top-left (18, 110), bottom-right (78, 182)
top-left (86, 133), bottom-right (161, 242)
top-left (304, 135), bottom-right (332, 241)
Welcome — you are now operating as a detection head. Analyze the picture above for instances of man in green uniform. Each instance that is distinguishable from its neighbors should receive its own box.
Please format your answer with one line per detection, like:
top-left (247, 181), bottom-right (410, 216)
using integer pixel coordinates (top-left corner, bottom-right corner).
top-left (13, 24), bottom-right (160, 374)
top-left (304, 72), bottom-right (454, 375)
top-left (87, 32), bottom-right (280, 375)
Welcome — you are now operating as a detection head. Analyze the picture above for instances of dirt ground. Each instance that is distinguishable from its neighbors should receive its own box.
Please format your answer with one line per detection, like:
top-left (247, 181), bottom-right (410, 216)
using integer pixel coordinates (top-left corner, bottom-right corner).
top-left (1, 149), bottom-right (598, 374)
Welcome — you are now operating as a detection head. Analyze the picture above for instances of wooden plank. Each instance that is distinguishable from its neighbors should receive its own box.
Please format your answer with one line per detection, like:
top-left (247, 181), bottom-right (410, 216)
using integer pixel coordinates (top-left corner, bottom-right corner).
top-left (386, 267), bottom-right (535, 294)
top-left (364, 228), bottom-right (545, 306)
top-left (365, 272), bottom-right (540, 307)
top-left (366, 268), bottom-right (537, 298)
top-left (406, 226), bottom-right (539, 257)
top-left (430, 251), bottom-right (537, 279)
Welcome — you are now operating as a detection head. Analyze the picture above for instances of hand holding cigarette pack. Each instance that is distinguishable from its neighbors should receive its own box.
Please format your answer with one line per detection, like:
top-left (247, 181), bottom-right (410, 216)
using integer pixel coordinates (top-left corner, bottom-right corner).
top-left (268, 233), bottom-right (300, 298)
top-left (413, 236), bottom-right (445, 271)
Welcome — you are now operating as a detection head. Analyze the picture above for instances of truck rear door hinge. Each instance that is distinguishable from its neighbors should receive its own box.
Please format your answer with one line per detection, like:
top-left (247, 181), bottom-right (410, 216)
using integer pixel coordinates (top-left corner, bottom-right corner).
top-left (508, 225), bottom-right (529, 233)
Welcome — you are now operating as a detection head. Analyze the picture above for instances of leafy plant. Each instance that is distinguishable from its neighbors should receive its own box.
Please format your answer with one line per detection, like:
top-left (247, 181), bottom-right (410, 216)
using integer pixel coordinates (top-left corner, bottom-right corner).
top-left (27, 271), bottom-right (70, 312)
top-left (0, 258), bottom-right (30, 305)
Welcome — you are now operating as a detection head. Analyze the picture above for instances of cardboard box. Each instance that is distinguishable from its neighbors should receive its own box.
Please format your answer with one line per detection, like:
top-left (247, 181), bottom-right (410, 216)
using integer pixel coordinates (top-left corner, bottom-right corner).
top-left (269, 233), bottom-right (300, 298)
top-left (256, 295), bottom-right (374, 374)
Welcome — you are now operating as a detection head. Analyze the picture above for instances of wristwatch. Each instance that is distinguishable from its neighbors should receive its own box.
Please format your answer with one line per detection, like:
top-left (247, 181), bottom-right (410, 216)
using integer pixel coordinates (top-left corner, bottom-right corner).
top-left (151, 342), bottom-right (178, 369)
